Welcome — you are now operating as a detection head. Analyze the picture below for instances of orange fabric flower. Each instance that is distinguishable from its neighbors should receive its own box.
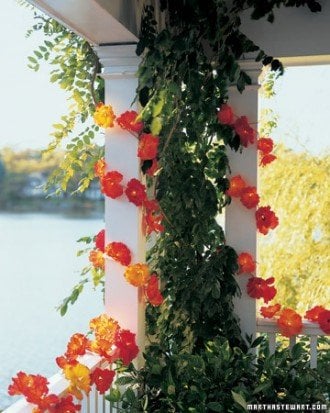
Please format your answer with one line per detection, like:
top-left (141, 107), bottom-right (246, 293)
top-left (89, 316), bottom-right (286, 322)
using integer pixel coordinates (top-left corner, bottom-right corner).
top-left (125, 178), bottom-right (147, 206)
top-left (100, 170), bottom-right (124, 199)
top-left (260, 303), bottom-right (281, 318)
top-left (65, 333), bottom-right (90, 360)
top-left (256, 206), bottom-right (279, 235)
top-left (138, 133), bottom-right (159, 160)
top-left (94, 158), bottom-right (106, 178)
top-left (89, 314), bottom-right (119, 344)
top-left (144, 274), bottom-right (164, 306)
top-left (64, 363), bottom-right (91, 400)
top-left (260, 153), bottom-right (277, 167)
top-left (318, 309), bottom-right (330, 334)
top-left (143, 199), bottom-right (164, 235)
top-left (48, 395), bottom-right (81, 413)
top-left (226, 175), bottom-right (246, 197)
top-left (237, 252), bottom-right (255, 274)
top-left (89, 250), bottom-right (105, 270)
top-left (240, 186), bottom-right (260, 209)
top-left (217, 104), bottom-right (234, 125)
top-left (305, 305), bottom-right (326, 322)
top-left (112, 330), bottom-right (139, 365)
top-left (93, 103), bottom-right (115, 128)
top-left (247, 276), bottom-right (277, 303)
top-left (8, 372), bottom-right (50, 403)
top-left (95, 229), bottom-right (105, 252)
top-left (116, 110), bottom-right (144, 134)
top-left (234, 116), bottom-right (255, 147)
top-left (124, 263), bottom-right (150, 287)
top-left (257, 137), bottom-right (274, 154)
top-left (105, 241), bottom-right (131, 266)
top-left (90, 368), bottom-right (115, 395)
top-left (277, 308), bottom-right (302, 337)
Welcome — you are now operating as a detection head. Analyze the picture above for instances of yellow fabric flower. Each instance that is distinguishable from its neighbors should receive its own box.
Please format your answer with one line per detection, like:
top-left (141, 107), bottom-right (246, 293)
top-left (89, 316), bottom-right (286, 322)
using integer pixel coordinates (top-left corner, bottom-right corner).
top-left (89, 314), bottom-right (119, 344)
top-left (93, 103), bottom-right (115, 128)
top-left (64, 363), bottom-right (91, 400)
top-left (124, 263), bottom-right (150, 287)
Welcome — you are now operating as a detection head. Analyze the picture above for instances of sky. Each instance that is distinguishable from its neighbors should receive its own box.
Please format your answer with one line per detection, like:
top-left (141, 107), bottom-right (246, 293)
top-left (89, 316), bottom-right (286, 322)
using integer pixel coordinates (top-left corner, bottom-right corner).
top-left (0, 0), bottom-right (329, 155)
top-left (0, 0), bottom-right (69, 150)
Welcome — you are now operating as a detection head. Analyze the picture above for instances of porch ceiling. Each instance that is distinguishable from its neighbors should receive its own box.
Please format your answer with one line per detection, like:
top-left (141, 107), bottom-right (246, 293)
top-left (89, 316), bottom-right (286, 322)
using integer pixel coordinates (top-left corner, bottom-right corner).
top-left (27, 0), bottom-right (330, 59)
top-left (26, 0), bottom-right (139, 45)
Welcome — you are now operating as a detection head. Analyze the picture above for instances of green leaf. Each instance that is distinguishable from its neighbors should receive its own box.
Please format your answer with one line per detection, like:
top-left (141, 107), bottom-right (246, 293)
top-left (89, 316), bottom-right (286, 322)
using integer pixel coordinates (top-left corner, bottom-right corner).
top-left (231, 391), bottom-right (247, 411)
top-left (105, 387), bottom-right (121, 402)
top-left (151, 117), bottom-right (162, 135)
top-left (207, 402), bottom-right (223, 412)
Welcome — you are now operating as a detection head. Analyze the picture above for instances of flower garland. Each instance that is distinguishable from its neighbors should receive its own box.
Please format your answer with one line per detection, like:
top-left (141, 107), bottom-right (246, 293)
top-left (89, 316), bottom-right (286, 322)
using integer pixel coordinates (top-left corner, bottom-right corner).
top-left (218, 102), bottom-right (330, 338)
top-left (7, 103), bottom-right (164, 411)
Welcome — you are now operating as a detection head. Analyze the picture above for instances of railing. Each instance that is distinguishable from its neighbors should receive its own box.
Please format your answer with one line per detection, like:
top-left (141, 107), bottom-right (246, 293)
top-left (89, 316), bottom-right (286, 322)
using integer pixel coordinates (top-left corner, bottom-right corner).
top-left (3, 354), bottom-right (119, 413)
top-left (4, 321), bottom-right (327, 412)
top-left (256, 318), bottom-right (326, 369)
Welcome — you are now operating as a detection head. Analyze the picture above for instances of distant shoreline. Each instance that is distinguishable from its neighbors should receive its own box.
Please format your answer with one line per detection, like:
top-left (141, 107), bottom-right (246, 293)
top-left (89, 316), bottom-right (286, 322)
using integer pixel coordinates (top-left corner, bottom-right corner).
top-left (0, 198), bottom-right (104, 219)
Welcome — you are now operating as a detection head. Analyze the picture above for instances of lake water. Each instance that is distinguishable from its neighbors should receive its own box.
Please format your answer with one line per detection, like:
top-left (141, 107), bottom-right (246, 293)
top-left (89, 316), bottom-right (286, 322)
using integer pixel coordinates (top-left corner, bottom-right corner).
top-left (0, 213), bottom-right (104, 410)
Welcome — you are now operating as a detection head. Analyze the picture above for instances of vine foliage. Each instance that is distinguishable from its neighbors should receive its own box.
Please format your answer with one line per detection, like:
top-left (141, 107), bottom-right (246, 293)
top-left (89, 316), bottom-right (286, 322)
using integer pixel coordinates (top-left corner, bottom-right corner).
top-left (23, 0), bottom-right (328, 411)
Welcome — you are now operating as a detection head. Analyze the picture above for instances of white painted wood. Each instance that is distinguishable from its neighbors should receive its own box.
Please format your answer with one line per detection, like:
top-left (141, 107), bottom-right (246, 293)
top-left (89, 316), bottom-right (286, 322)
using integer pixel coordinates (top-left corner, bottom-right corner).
top-left (309, 335), bottom-right (318, 369)
top-left (227, 60), bottom-right (260, 340)
top-left (241, 2), bottom-right (330, 58)
top-left (94, 45), bottom-right (145, 368)
top-left (268, 332), bottom-right (276, 355)
top-left (26, 0), bottom-right (138, 45)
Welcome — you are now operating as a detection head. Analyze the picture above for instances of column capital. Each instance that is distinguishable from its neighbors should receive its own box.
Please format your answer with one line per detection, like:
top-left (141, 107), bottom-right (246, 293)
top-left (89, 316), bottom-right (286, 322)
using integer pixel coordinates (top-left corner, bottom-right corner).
top-left (94, 44), bottom-right (141, 78)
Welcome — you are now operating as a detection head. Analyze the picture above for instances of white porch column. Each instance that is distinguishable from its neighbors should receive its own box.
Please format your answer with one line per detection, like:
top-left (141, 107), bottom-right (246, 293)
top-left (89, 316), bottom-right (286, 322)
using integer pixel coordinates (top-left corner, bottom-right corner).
top-left (226, 60), bottom-right (261, 340)
top-left (95, 45), bottom-right (145, 364)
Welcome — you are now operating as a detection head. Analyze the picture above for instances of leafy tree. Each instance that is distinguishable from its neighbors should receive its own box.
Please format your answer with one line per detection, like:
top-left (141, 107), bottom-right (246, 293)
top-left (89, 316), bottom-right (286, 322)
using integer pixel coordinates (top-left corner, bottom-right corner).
top-left (259, 144), bottom-right (329, 313)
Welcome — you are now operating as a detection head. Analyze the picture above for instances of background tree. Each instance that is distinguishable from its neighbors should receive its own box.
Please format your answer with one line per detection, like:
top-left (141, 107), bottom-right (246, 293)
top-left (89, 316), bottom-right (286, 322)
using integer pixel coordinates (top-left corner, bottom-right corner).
top-left (259, 143), bottom-right (329, 313)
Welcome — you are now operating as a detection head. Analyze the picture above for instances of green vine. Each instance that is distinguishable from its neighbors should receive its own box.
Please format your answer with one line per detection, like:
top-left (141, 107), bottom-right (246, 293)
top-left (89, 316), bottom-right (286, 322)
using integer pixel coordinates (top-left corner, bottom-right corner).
top-left (22, 0), bottom-right (329, 411)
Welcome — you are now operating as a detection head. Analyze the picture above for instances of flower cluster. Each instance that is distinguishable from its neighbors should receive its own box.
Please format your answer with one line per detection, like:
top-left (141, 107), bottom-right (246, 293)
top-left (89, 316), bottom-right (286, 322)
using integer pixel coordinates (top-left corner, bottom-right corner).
top-left (8, 372), bottom-right (78, 413)
top-left (217, 104), bottom-right (255, 147)
top-left (8, 313), bottom-right (136, 411)
top-left (305, 306), bottom-right (330, 334)
top-left (258, 137), bottom-right (277, 167)
top-left (227, 175), bottom-right (279, 235)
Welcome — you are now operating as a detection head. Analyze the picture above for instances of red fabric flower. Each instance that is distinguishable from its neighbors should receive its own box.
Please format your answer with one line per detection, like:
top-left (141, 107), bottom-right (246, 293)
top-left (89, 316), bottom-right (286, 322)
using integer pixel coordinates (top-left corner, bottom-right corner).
top-left (95, 229), bottom-right (105, 252)
top-left (125, 178), bottom-right (147, 206)
top-left (247, 276), bottom-right (277, 303)
top-left (48, 395), bottom-right (81, 413)
top-left (144, 274), bottom-right (164, 306)
top-left (305, 305), bottom-right (326, 322)
top-left (138, 133), bottom-right (159, 160)
top-left (146, 158), bottom-right (159, 177)
top-left (260, 153), bottom-right (277, 167)
top-left (240, 186), bottom-right (260, 209)
top-left (105, 242), bottom-right (131, 266)
top-left (143, 199), bottom-right (164, 235)
top-left (237, 252), bottom-right (255, 274)
top-left (117, 110), bottom-right (144, 134)
top-left (217, 104), bottom-right (234, 125)
top-left (94, 158), bottom-right (106, 178)
top-left (90, 368), bottom-right (115, 395)
top-left (257, 137), bottom-right (274, 154)
top-left (277, 308), bottom-right (302, 337)
top-left (260, 303), bottom-right (281, 318)
top-left (112, 330), bottom-right (139, 365)
top-left (256, 206), bottom-right (279, 235)
top-left (318, 309), bottom-right (330, 334)
top-left (226, 175), bottom-right (246, 198)
top-left (100, 171), bottom-right (124, 199)
top-left (234, 116), bottom-right (255, 147)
